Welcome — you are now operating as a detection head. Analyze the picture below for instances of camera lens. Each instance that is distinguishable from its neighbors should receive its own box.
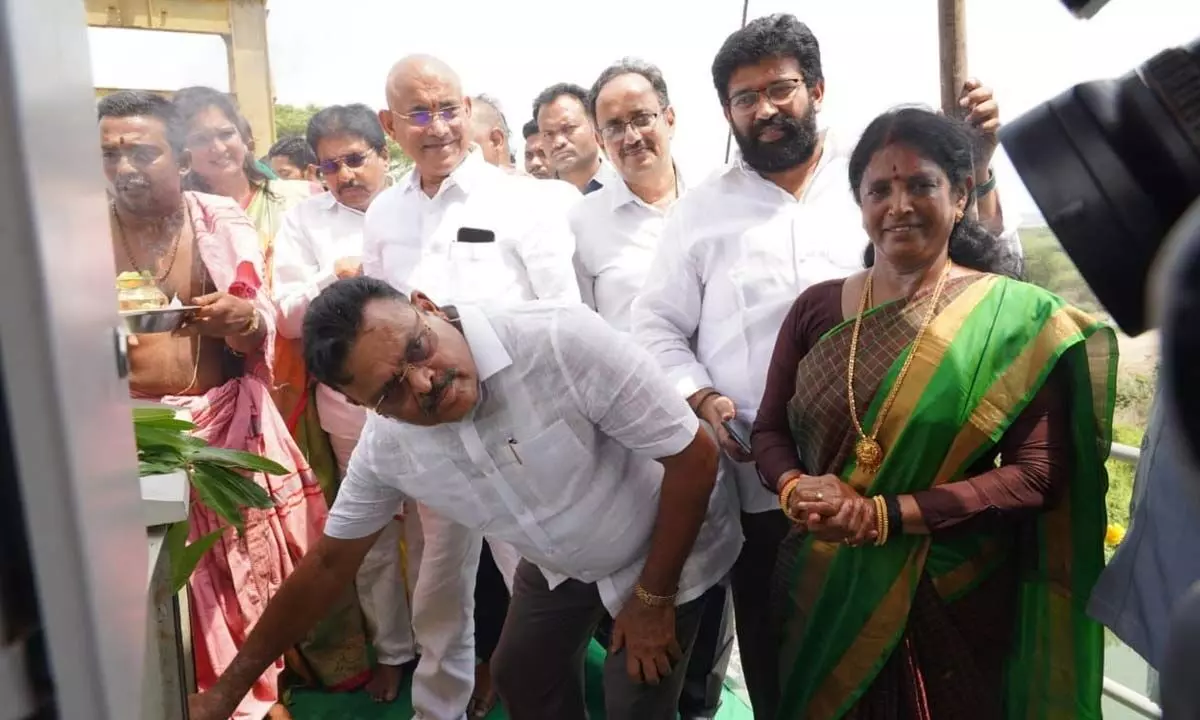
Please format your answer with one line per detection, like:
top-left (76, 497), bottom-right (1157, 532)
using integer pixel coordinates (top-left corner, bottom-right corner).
top-left (999, 38), bottom-right (1200, 336)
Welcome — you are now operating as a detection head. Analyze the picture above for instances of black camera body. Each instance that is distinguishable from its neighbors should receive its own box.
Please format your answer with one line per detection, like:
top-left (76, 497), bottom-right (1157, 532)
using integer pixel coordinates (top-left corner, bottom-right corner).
top-left (1000, 32), bottom-right (1200, 463)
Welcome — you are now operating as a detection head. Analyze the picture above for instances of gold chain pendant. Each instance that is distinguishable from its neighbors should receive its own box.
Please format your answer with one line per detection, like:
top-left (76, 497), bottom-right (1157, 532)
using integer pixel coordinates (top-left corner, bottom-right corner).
top-left (855, 437), bottom-right (884, 476)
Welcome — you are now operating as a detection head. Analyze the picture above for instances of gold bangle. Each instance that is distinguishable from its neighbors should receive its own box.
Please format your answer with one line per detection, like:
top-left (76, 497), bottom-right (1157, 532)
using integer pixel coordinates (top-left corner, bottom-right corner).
top-left (778, 475), bottom-right (804, 518)
top-left (238, 309), bottom-right (261, 337)
top-left (873, 495), bottom-right (889, 546)
top-left (634, 583), bottom-right (676, 608)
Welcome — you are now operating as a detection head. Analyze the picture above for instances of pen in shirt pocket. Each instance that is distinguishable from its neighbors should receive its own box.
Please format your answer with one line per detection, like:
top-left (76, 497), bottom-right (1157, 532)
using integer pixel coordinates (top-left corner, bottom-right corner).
top-left (507, 437), bottom-right (523, 465)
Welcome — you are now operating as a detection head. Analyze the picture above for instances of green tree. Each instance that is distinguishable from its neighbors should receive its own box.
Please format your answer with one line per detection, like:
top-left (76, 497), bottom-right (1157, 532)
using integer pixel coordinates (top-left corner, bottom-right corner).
top-left (273, 103), bottom-right (412, 174)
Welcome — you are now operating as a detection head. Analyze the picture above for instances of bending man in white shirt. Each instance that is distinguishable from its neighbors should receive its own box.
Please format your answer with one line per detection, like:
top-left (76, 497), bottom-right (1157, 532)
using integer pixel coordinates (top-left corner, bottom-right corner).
top-left (364, 54), bottom-right (582, 720)
top-left (187, 277), bottom-right (741, 720)
top-left (632, 14), bottom-right (1022, 718)
top-left (271, 103), bottom-right (420, 705)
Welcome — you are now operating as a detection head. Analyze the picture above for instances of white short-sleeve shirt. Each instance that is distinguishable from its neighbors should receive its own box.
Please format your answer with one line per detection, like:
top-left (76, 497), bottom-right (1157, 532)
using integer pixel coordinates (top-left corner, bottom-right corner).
top-left (325, 303), bottom-right (742, 614)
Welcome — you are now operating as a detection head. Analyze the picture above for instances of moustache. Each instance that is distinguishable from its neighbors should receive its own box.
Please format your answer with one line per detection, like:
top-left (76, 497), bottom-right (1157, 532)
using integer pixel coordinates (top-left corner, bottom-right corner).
top-left (620, 141), bottom-right (651, 157)
top-left (115, 175), bottom-right (151, 193)
top-left (418, 368), bottom-right (459, 416)
top-left (750, 114), bottom-right (800, 142)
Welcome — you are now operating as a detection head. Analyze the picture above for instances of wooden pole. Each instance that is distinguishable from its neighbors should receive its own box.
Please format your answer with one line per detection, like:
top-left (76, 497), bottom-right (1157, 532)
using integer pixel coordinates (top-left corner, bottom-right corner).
top-left (722, 0), bottom-right (752, 164)
top-left (938, 0), bottom-right (967, 118)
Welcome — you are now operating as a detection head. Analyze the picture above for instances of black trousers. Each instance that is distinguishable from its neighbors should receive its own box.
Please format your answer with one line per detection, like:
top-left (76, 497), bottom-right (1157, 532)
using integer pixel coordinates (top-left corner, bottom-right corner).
top-left (473, 540), bottom-right (510, 662)
top-left (731, 509), bottom-right (791, 720)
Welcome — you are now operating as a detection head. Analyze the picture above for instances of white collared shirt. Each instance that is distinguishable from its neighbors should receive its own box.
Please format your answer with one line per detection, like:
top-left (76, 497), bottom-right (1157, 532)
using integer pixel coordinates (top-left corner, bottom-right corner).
top-left (570, 170), bottom-right (684, 332)
top-left (632, 130), bottom-right (1023, 513)
top-left (362, 148), bottom-right (581, 307)
top-left (325, 303), bottom-right (742, 615)
top-left (272, 191), bottom-right (371, 441)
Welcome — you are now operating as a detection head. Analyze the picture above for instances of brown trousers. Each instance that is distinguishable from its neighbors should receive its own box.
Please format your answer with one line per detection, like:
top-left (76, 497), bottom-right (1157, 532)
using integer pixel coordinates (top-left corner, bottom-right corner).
top-left (491, 559), bottom-right (707, 719)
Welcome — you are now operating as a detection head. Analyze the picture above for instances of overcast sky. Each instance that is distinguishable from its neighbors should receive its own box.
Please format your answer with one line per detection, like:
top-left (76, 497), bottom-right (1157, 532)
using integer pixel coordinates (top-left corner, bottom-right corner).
top-left (87, 0), bottom-right (1200, 219)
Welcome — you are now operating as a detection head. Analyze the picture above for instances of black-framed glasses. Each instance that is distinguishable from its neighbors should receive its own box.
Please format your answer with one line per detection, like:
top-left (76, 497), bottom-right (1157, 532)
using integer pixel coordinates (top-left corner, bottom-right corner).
top-left (728, 78), bottom-right (804, 114)
top-left (317, 149), bottom-right (374, 176)
top-left (599, 112), bottom-right (660, 142)
top-left (371, 306), bottom-right (439, 412)
top-left (393, 106), bottom-right (463, 127)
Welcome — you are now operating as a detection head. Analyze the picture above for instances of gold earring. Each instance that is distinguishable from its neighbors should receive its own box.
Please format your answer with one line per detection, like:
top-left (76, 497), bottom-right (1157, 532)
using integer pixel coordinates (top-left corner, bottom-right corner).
top-left (955, 210), bottom-right (964, 223)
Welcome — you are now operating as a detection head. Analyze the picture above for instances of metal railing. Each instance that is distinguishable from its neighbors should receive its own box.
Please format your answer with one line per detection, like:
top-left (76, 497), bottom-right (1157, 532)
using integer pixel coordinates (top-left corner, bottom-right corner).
top-left (1102, 442), bottom-right (1163, 719)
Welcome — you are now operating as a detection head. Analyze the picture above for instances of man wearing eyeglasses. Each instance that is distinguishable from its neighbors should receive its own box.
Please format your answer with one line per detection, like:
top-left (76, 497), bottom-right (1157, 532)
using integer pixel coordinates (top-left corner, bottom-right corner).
top-left (571, 58), bottom-right (736, 720)
top-left (270, 103), bottom-right (420, 706)
top-left (360, 54), bottom-right (581, 720)
top-left (534, 82), bottom-right (619, 194)
top-left (187, 276), bottom-right (741, 720)
top-left (632, 15), bottom-right (1020, 718)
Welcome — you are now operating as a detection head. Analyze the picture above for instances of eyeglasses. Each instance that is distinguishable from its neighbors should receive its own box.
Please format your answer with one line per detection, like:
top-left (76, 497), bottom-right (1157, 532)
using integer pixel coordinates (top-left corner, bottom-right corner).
top-left (371, 306), bottom-right (438, 412)
top-left (317, 149), bottom-right (374, 176)
top-left (599, 112), bottom-right (660, 142)
top-left (393, 106), bottom-right (463, 127)
top-left (728, 78), bottom-right (804, 114)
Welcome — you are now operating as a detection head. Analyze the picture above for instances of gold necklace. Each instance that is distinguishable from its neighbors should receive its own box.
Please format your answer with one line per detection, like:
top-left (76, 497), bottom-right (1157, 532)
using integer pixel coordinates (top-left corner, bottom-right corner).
top-left (112, 201), bottom-right (189, 283)
top-left (846, 259), bottom-right (953, 476)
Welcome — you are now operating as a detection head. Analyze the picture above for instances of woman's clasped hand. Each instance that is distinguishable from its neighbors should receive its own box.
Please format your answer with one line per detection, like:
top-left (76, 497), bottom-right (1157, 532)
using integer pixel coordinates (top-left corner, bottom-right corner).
top-left (785, 474), bottom-right (878, 546)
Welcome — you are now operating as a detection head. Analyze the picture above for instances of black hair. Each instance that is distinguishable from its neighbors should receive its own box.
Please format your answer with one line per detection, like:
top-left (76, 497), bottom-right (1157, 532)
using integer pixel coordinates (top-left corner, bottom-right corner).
top-left (711, 14), bottom-right (823, 107)
top-left (587, 57), bottom-right (671, 120)
top-left (848, 107), bottom-right (1023, 279)
top-left (266, 135), bottom-right (316, 171)
top-left (303, 276), bottom-right (409, 389)
top-left (97, 90), bottom-right (185, 155)
top-left (171, 86), bottom-right (273, 195)
top-left (522, 119), bottom-right (539, 140)
top-left (532, 82), bottom-right (589, 122)
top-left (306, 103), bottom-right (388, 156)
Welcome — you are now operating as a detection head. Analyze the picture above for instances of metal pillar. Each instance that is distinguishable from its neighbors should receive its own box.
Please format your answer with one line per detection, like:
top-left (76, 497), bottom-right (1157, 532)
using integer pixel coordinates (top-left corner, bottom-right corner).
top-left (0, 0), bottom-right (149, 717)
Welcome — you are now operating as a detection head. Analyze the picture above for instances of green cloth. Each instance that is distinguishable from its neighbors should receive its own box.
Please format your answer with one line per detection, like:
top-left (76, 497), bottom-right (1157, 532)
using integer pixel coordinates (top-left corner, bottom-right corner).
top-left (777, 276), bottom-right (1116, 719)
top-left (288, 641), bottom-right (755, 719)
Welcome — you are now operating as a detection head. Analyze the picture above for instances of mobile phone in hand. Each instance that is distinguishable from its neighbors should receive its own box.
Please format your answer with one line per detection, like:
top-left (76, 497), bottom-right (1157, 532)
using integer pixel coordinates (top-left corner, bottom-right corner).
top-left (722, 418), bottom-right (753, 455)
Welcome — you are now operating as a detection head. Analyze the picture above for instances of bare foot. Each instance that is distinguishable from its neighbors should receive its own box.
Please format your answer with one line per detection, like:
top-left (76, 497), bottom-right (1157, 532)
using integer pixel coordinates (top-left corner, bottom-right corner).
top-left (365, 662), bottom-right (403, 703)
top-left (265, 703), bottom-right (293, 720)
top-left (467, 662), bottom-right (499, 719)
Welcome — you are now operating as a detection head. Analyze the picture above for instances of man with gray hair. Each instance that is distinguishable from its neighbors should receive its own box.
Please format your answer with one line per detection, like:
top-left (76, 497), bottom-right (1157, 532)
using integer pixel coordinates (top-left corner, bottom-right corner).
top-left (471, 93), bottom-right (513, 170)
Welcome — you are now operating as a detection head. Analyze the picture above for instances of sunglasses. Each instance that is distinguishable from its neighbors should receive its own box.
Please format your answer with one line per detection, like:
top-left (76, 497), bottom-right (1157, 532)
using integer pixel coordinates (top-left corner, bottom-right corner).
top-left (393, 106), bottom-right (463, 128)
top-left (317, 149), bottom-right (374, 176)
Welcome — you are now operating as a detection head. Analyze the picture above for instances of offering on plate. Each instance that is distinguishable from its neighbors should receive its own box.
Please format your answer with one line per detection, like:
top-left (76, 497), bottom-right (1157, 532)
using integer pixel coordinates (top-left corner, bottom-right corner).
top-left (116, 271), bottom-right (169, 312)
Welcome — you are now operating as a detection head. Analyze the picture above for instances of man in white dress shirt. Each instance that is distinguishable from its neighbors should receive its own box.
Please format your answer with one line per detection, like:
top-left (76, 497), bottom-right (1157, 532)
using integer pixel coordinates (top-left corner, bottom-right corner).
top-left (632, 14), bottom-right (1021, 718)
top-left (469, 93), bottom-right (514, 171)
top-left (185, 277), bottom-right (741, 720)
top-left (365, 54), bottom-right (581, 720)
top-left (572, 58), bottom-right (734, 720)
top-left (534, 82), bottom-right (619, 194)
top-left (271, 103), bottom-right (420, 704)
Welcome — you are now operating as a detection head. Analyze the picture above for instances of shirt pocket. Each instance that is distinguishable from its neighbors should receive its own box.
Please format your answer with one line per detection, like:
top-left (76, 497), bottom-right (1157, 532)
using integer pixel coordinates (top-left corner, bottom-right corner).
top-left (513, 419), bottom-right (588, 516)
top-left (448, 240), bottom-right (521, 304)
top-left (403, 459), bottom-right (491, 531)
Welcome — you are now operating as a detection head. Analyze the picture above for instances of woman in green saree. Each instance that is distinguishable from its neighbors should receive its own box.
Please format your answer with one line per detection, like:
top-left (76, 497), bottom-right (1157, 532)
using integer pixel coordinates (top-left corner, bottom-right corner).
top-left (751, 107), bottom-right (1115, 719)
